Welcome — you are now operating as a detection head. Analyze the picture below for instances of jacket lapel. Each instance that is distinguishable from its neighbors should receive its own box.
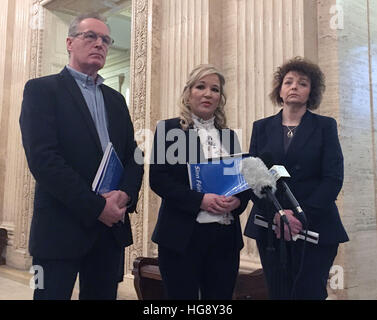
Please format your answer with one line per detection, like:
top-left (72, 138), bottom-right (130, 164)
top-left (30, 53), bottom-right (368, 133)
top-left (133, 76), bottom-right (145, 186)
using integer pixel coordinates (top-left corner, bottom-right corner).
top-left (267, 110), bottom-right (285, 164)
top-left (59, 67), bottom-right (103, 154)
top-left (284, 110), bottom-right (316, 166)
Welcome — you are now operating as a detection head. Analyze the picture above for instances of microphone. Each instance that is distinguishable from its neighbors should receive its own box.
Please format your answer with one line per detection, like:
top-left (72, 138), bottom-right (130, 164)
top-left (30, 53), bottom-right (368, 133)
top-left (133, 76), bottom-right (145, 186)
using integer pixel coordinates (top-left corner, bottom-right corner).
top-left (241, 157), bottom-right (289, 225)
top-left (260, 153), bottom-right (307, 225)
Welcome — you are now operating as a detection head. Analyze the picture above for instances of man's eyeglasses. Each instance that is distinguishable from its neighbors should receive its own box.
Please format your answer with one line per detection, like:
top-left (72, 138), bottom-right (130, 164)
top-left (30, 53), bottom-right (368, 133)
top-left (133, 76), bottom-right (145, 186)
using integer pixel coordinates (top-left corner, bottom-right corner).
top-left (73, 31), bottom-right (114, 47)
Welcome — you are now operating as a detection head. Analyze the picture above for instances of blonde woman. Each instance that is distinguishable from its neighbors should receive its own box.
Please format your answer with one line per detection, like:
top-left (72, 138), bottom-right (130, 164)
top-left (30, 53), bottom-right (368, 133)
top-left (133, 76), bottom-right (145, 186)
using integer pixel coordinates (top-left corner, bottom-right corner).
top-left (149, 64), bottom-right (250, 299)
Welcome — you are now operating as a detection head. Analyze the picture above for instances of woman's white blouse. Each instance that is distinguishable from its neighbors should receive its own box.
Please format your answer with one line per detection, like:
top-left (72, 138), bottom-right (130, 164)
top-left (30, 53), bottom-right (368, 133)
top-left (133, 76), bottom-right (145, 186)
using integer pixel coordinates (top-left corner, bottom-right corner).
top-left (192, 114), bottom-right (234, 225)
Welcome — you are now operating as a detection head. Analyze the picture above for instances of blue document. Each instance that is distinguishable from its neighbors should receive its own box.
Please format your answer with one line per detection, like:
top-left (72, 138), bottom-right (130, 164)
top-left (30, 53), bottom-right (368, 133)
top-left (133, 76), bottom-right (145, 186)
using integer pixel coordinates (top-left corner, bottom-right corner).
top-left (187, 154), bottom-right (251, 196)
top-left (92, 142), bottom-right (124, 194)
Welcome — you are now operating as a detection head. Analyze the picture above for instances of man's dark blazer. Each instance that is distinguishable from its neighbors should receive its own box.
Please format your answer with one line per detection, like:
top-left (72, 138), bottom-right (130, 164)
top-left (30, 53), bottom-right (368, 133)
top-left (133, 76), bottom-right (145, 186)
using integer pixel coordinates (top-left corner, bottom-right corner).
top-left (20, 67), bottom-right (144, 260)
top-left (244, 110), bottom-right (349, 245)
top-left (150, 118), bottom-right (250, 254)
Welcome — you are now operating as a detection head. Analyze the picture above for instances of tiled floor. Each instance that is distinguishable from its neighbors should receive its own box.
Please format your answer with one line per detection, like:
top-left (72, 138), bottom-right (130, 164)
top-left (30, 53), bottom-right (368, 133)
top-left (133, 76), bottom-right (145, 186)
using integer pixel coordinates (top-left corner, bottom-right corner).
top-left (0, 265), bottom-right (136, 300)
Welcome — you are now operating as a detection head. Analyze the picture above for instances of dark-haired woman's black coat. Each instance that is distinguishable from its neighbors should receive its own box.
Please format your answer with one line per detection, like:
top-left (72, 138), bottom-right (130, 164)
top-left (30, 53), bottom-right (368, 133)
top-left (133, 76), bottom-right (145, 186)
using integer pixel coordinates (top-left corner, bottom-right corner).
top-left (244, 109), bottom-right (348, 299)
top-left (244, 109), bottom-right (348, 245)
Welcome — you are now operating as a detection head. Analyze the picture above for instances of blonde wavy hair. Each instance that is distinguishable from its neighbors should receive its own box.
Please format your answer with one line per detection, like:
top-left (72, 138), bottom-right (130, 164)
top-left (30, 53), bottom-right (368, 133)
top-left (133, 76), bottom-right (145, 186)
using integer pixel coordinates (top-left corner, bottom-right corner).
top-left (179, 64), bottom-right (227, 130)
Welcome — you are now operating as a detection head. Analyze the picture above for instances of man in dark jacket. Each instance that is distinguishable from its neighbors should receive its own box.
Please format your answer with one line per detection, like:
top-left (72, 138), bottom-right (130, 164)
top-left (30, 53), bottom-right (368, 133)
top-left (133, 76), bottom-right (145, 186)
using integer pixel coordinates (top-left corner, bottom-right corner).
top-left (19, 13), bottom-right (143, 300)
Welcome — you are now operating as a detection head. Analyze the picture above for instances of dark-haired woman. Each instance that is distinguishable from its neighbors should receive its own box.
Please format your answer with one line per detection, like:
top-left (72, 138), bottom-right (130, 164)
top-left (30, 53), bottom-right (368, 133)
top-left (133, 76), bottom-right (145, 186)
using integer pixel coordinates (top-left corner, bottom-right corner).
top-left (244, 57), bottom-right (349, 299)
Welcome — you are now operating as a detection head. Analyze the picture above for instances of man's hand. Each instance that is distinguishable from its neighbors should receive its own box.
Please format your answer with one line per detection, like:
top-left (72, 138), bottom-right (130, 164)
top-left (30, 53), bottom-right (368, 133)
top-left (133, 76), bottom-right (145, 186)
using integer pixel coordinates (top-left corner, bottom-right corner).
top-left (273, 209), bottom-right (303, 241)
top-left (102, 190), bottom-right (129, 208)
top-left (98, 190), bottom-right (129, 227)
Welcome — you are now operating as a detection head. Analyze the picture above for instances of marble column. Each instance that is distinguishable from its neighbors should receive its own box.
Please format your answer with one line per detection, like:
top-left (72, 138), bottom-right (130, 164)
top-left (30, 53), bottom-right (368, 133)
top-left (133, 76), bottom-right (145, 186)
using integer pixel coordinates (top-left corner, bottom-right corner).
top-left (0, 0), bottom-right (12, 227)
top-left (125, 0), bottom-right (152, 280)
top-left (317, 0), bottom-right (377, 299)
top-left (221, 0), bottom-right (312, 271)
top-left (0, 0), bottom-right (36, 269)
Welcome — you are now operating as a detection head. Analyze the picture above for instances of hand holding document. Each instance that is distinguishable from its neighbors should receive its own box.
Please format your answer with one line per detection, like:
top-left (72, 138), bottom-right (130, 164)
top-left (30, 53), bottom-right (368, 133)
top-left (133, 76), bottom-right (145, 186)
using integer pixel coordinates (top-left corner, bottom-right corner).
top-left (93, 142), bottom-right (126, 225)
top-left (187, 153), bottom-right (251, 196)
top-left (92, 142), bottom-right (124, 194)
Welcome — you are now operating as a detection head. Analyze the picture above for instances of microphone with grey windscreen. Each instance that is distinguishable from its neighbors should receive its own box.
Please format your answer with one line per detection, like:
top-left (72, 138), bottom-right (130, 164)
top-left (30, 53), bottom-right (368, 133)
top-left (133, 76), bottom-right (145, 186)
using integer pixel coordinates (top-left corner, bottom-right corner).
top-left (241, 157), bottom-right (290, 226)
top-left (261, 152), bottom-right (307, 226)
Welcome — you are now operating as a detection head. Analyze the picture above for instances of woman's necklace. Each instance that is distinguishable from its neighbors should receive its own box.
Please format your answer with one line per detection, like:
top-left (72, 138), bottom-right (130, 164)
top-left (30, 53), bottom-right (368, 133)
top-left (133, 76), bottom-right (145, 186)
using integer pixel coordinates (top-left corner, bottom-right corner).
top-left (286, 125), bottom-right (298, 138)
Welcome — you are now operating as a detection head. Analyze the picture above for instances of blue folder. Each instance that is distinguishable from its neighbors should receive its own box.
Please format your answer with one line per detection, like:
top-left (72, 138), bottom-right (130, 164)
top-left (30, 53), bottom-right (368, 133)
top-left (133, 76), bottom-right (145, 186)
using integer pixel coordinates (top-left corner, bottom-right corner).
top-left (92, 142), bottom-right (124, 194)
top-left (187, 153), bottom-right (251, 196)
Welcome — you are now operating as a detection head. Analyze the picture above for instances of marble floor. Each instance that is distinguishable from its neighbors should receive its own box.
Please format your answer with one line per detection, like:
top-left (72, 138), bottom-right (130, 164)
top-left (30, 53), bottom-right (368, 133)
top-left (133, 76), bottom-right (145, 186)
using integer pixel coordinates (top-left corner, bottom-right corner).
top-left (0, 265), bottom-right (34, 300)
top-left (0, 264), bottom-right (137, 300)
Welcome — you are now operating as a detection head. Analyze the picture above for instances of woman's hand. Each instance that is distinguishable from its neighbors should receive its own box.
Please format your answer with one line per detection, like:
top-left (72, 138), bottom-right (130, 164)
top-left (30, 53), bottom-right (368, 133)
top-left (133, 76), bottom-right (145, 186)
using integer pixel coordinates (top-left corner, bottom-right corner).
top-left (222, 196), bottom-right (241, 212)
top-left (273, 209), bottom-right (303, 241)
top-left (201, 194), bottom-right (228, 214)
top-left (200, 194), bottom-right (241, 214)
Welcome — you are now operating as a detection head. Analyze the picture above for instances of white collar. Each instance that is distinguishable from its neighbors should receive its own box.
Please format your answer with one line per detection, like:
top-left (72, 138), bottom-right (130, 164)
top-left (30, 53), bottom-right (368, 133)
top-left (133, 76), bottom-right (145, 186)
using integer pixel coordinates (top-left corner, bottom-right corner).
top-left (192, 114), bottom-right (215, 130)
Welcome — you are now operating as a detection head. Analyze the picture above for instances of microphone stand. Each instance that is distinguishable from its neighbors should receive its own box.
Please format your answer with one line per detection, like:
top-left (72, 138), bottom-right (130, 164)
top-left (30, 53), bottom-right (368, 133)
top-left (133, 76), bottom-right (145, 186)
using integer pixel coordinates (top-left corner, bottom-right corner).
top-left (265, 201), bottom-right (275, 264)
top-left (279, 215), bottom-right (294, 298)
top-left (264, 198), bottom-right (292, 299)
top-left (261, 185), bottom-right (293, 298)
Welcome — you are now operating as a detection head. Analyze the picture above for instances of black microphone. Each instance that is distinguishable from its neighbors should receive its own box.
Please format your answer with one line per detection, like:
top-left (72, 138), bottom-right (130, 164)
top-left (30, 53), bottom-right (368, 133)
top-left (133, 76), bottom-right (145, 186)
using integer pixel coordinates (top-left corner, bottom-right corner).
top-left (260, 153), bottom-right (307, 226)
top-left (241, 156), bottom-right (290, 226)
